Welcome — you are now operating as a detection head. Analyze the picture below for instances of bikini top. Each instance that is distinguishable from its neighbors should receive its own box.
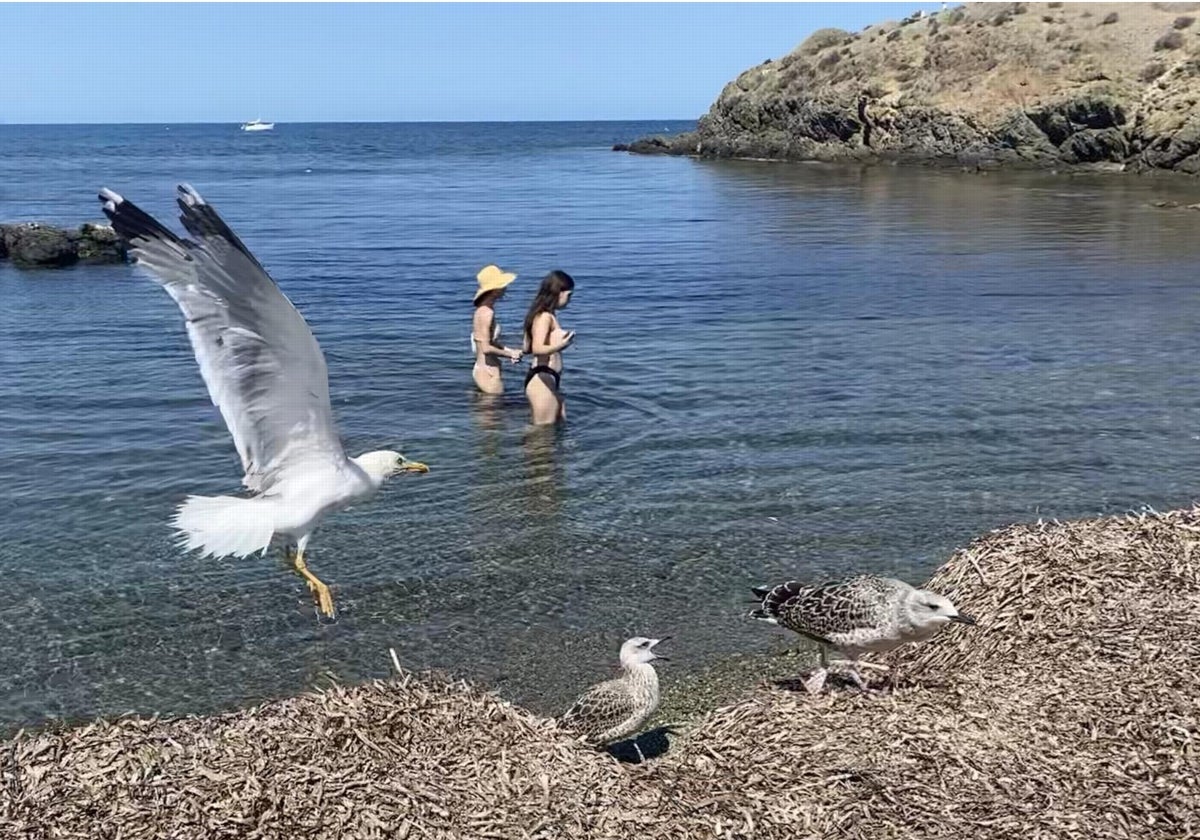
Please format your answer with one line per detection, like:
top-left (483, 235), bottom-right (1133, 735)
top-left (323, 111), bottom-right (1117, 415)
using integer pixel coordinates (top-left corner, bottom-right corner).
top-left (470, 320), bottom-right (501, 356)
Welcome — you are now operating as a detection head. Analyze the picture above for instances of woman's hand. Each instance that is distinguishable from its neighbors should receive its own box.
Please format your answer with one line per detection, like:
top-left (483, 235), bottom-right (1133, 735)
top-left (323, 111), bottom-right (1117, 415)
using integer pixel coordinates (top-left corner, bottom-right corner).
top-left (557, 331), bottom-right (576, 351)
top-left (507, 348), bottom-right (523, 363)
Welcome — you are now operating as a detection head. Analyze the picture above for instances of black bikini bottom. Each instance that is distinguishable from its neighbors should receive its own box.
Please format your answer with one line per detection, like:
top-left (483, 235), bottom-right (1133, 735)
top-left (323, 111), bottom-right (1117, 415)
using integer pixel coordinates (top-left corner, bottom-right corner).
top-left (524, 365), bottom-right (562, 390)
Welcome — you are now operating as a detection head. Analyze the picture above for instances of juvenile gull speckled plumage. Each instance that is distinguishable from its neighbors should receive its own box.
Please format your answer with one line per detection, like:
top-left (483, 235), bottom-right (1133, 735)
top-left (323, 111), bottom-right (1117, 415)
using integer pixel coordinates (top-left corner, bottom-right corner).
top-left (750, 574), bottom-right (975, 693)
top-left (558, 636), bottom-right (667, 762)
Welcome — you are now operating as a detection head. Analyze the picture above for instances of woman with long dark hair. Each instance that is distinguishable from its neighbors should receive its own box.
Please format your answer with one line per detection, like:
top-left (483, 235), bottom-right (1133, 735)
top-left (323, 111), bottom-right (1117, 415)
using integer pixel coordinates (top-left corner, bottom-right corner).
top-left (522, 270), bottom-right (575, 425)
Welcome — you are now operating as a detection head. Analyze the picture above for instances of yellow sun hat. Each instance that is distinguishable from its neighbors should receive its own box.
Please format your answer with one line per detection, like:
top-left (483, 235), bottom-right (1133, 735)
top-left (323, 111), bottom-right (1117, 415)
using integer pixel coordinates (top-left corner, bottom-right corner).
top-left (474, 264), bottom-right (518, 303)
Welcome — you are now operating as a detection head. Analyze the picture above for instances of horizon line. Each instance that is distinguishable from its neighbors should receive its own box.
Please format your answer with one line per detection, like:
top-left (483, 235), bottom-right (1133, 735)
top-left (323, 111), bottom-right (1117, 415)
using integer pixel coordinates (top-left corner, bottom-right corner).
top-left (0, 117), bottom-right (699, 127)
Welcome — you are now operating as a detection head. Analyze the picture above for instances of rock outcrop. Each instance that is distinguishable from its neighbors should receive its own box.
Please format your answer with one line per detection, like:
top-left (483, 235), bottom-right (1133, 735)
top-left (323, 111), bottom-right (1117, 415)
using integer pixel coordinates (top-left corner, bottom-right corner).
top-left (0, 222), bottom-right (128, 268)
top-left (619, 2), bottom-right (1200, 173)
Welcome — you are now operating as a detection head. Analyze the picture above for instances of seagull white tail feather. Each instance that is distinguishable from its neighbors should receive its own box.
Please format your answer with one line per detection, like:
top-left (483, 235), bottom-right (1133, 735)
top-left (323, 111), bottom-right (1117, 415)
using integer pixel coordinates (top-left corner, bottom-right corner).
top-left (173, 495), bottom-right (276, 558)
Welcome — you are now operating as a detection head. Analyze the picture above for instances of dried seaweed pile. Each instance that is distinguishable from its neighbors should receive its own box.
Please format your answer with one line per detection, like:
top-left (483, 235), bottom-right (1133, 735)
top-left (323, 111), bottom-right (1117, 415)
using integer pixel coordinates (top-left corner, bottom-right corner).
top-left (0, 673), bottom-right (658, 839)
top-left (3, 509), bottom-right (1199, 839)
top-left (650, 509), bottom-right (1200, 839)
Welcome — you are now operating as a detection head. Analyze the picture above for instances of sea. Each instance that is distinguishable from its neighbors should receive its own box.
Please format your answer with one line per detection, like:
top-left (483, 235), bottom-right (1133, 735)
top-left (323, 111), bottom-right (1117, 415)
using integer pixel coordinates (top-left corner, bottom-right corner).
top-left (2, 120), bottom-right (1199, 733)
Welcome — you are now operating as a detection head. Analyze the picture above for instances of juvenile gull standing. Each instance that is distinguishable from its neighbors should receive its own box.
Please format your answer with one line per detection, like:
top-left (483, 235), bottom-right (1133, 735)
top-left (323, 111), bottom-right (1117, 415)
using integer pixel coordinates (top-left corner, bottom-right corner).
top-left (559, 636), bottom-right (667, 762)
top-left (99, 185), bottom-right (429, 619)
top-left (750, 574), bottom-right (975, 693)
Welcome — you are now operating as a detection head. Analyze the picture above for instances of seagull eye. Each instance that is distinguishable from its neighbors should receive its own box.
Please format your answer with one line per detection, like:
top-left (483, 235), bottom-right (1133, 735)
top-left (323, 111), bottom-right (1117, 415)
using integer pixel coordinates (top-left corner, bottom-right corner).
top-left (925, 602), bottom-right (940, 611)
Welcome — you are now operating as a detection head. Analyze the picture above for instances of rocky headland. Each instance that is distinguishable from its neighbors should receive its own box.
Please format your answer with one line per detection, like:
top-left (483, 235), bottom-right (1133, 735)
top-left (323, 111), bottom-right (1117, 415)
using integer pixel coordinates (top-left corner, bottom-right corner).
top-left (0, 222), bottom-right (128, 268)
top-left (618, 2), bottom-right (1200, 174)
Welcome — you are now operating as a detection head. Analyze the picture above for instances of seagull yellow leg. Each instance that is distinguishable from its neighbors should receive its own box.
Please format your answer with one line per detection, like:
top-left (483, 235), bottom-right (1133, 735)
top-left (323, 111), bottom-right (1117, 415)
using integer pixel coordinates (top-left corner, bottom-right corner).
top-left (291, 545), bottom-right (336, 618)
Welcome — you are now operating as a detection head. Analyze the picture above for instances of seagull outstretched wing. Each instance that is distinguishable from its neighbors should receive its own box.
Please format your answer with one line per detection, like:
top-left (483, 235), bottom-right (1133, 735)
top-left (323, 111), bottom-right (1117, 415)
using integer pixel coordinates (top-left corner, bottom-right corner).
top-left (100, 184), bottom-right (348, 493)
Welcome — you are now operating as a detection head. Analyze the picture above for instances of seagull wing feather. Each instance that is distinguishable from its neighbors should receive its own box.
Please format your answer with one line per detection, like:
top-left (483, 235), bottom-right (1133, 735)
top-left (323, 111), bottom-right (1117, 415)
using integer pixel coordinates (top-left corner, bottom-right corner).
top-left (99, 184), bottom-right (347, 493)
top-left (560, 679), bottom-right (639, 741)
top-left (776, 575), bottom-right (897, 641)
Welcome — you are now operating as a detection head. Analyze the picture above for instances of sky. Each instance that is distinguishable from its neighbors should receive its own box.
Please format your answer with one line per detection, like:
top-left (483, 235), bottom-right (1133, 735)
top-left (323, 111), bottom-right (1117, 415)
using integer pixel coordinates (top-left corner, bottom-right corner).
top-left (1, 2), bottom-right (947, 124)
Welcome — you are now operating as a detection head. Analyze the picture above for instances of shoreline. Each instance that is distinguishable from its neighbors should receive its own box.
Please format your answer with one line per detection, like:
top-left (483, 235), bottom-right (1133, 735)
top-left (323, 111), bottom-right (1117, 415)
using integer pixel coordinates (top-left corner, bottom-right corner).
top-left (4, 505), bottom-right (1195, 837)
top-left (615, 133), bottom-right (1200, 179)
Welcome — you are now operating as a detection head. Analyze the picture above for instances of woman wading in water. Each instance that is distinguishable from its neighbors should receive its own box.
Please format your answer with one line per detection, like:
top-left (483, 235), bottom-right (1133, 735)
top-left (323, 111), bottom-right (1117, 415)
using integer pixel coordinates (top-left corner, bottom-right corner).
top-left (523, 270), bottom-right (575, 425)
top-left (471, 264), bottom-right (524, 395)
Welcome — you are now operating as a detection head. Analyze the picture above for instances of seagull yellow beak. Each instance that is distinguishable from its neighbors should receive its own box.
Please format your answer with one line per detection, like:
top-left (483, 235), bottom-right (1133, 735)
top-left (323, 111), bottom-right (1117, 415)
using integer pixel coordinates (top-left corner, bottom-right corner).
top-left (400, 458), bottom-right (430, 474)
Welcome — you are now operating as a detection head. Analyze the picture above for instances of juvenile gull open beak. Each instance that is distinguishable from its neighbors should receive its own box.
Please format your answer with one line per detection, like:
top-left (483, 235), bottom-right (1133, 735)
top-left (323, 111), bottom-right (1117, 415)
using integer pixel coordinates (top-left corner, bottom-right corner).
top-left (650, 637), bottom-right (670, 660)
top-left (951, 613), bottom-right (977, 625)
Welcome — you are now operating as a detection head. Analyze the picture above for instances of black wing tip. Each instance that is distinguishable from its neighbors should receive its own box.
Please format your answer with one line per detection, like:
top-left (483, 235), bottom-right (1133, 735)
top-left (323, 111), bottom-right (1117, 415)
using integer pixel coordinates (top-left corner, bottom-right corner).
top-left (97, 187), bottom-right (191, 259)
top-left (101, 184), bottom-right (266, 274)
top-left (177, 183), bottom-right (205, 207)
top-left (97, 187), bottom-right (124, 220)
top-left (97, 187), bottom-right (129, 228)
top-left (173, 183), bottom-right (260, 264)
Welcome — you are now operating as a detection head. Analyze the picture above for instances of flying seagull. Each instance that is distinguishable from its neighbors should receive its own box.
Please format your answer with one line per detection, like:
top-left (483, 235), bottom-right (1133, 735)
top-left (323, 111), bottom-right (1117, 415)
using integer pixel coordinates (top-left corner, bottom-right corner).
top-left (750, 574), bottom-right (974, 693)
top-left (559, 636), bottom-right (667, 762)
top-left (99, 184), bottom-right (428, 618)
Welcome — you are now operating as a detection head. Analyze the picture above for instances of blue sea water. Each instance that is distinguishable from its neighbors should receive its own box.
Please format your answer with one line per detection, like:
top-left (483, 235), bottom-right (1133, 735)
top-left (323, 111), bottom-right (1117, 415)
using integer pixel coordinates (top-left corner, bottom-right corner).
top-left (1, 121), bottom-right (1200, 731)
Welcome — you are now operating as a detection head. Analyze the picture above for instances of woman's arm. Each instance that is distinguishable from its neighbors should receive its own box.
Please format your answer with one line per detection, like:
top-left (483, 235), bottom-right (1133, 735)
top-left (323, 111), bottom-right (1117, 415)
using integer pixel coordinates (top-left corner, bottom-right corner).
top-left (473, 309), bottom-right (522, 359)
top-left (528, 312), bottom-right (574, 355)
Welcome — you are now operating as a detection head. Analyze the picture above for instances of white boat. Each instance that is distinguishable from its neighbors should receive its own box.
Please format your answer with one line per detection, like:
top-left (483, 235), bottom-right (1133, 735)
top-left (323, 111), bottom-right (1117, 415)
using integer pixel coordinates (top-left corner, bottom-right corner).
top-left (240, 119), bottom-right (274, 132)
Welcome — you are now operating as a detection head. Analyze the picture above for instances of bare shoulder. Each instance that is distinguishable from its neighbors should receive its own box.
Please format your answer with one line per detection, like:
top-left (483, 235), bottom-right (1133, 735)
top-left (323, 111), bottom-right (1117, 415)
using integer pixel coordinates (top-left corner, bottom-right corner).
top-left (531, 310), bottom-right (555, 334)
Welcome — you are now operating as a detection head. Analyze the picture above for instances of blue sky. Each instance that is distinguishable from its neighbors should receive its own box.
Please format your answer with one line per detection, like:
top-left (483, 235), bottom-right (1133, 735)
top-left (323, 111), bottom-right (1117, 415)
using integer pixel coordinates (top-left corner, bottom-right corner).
top-left (3, 3), bottom-right (946, 123)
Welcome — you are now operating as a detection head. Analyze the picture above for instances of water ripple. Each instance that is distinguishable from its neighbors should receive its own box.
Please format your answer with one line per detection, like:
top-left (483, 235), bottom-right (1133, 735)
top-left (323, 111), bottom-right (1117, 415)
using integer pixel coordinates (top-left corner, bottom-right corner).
top-left (2, 122), bottom-right (1200, 728)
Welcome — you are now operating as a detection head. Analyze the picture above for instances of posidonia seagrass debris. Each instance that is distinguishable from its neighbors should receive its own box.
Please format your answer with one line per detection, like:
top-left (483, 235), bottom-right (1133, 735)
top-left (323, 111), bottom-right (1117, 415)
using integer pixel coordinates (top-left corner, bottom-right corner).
top-left (3, 507), bottom-right (1198, 838)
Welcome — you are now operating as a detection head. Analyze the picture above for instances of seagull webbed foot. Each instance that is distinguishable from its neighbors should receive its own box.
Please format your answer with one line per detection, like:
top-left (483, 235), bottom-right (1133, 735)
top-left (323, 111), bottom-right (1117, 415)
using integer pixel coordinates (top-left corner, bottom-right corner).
top-left (802, 667), bottom-right (828, 695)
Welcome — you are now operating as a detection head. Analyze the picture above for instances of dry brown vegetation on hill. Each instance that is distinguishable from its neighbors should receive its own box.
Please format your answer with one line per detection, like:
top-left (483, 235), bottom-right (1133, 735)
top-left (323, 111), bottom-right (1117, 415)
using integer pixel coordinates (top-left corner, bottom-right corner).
top-left (622, 2), bottom-right (1200, 174)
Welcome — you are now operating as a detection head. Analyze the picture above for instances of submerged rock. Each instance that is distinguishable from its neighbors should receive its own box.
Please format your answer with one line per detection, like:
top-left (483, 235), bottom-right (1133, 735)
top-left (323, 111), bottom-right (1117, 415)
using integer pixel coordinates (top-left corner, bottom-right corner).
top-left (613, 132), bottom-right (700, 155)
top-left (0, 222), bottom-right (128, 268)
top-left (617, 2), bottom-right (1200, 175)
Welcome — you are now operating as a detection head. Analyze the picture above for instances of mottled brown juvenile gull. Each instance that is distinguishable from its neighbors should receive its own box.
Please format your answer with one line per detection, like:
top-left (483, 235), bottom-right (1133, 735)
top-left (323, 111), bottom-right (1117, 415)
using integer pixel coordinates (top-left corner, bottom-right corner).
top-left (750, 574), bottom-right (975, 693)
top-left (99, 184), bottom-right (429, 619)
top-left (559, 636), bottom-right (667, 762)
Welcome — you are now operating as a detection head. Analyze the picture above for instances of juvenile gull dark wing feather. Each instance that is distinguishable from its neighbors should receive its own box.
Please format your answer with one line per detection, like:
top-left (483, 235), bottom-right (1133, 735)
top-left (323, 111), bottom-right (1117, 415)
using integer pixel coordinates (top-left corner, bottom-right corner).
top-left (756, 575), bottom-right (902, 643)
